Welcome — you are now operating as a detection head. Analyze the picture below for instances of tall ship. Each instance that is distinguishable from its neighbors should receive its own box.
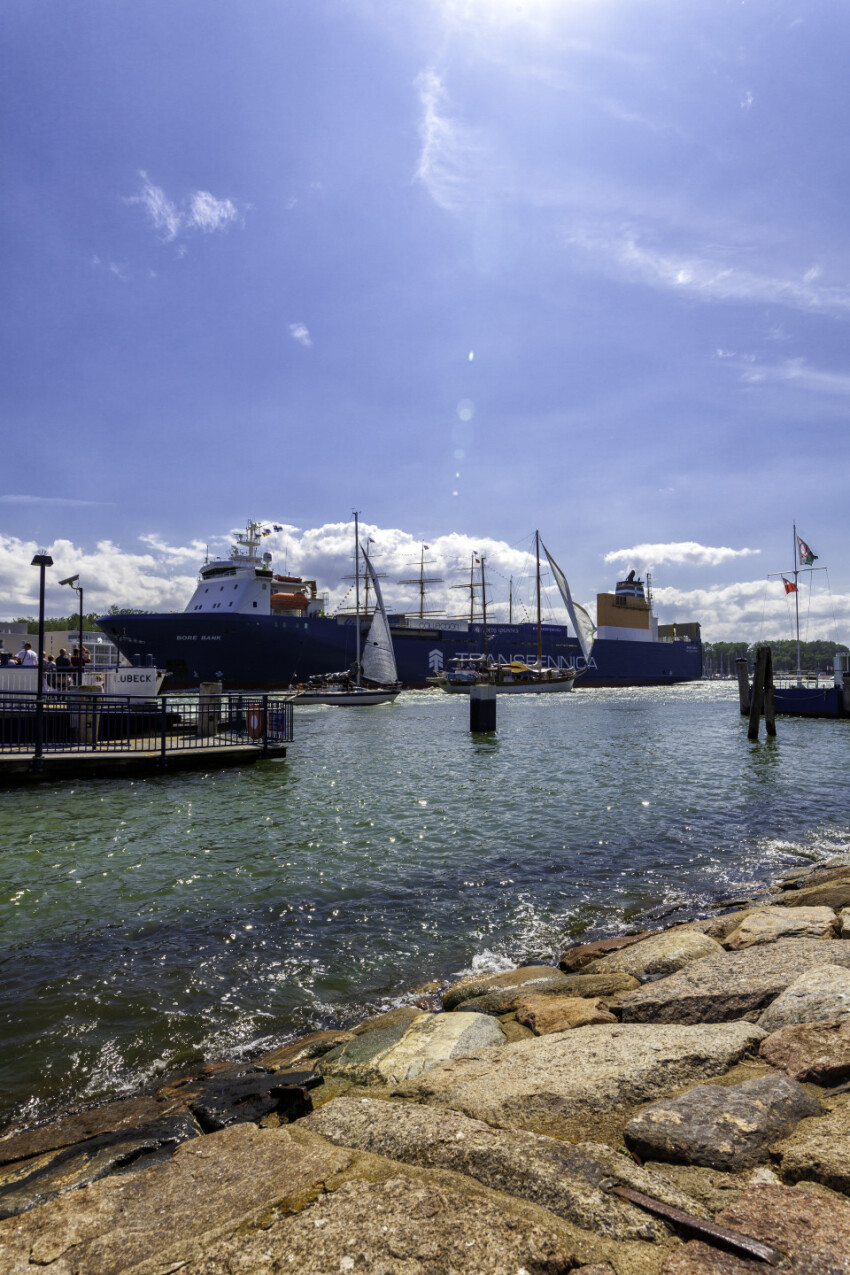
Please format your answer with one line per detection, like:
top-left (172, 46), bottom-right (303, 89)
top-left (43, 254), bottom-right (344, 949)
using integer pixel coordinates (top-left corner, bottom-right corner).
top-left (98, 522), bottom-right (703, 689)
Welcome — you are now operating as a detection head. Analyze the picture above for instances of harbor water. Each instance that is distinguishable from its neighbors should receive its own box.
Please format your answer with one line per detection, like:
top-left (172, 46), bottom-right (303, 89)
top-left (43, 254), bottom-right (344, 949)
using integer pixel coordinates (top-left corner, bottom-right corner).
top-left (2, 681), bottom-right (848, 1125)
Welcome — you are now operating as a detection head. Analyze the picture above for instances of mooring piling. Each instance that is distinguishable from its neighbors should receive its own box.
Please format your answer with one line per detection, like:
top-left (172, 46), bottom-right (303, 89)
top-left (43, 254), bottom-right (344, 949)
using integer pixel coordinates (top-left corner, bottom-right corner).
top-left (470, 683), bottom-right (496, 732)
top-left (747, 645), bottom-right (776, 740)
top-left (735, 658), bottom-right (750, 716)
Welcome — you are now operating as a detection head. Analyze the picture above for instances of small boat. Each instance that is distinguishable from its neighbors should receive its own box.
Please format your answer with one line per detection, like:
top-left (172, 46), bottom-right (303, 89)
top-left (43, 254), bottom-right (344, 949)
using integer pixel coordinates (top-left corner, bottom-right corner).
top-left (436, 533), bottom-right (584, 695)
top-left (290, 518), bottom-right (401, 707)
top-left (439, 655), bottom-right (578, 694)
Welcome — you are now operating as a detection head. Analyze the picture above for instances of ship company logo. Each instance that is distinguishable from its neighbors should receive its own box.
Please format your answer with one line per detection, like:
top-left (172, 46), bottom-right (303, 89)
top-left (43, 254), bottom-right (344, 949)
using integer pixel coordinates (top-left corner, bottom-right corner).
top-left (428, 649), bottom-right (444, 673)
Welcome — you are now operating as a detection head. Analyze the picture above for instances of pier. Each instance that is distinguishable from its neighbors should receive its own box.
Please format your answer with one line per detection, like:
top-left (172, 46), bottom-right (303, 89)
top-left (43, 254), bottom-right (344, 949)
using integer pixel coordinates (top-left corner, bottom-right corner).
top-left (0, 691), bottom-right (293, 783)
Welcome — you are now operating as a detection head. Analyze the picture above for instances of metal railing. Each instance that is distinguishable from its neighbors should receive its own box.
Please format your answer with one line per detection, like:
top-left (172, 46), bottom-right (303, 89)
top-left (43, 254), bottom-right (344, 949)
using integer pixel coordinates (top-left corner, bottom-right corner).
top-left (0, 693), bottom-right (293, 757)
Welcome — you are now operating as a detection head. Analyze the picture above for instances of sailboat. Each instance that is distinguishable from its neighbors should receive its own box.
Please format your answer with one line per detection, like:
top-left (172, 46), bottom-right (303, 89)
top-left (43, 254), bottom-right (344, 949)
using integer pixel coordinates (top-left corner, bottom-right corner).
top-left (438, 533), bottom-right (587, 694)
top-left (290, 517), bottom-right (401, 707)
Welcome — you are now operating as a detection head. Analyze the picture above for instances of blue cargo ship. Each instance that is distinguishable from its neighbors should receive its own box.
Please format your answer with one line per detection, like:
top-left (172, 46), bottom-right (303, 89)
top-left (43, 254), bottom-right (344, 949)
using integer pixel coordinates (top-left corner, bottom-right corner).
top-left (98, 523), bottom-right (703, 689)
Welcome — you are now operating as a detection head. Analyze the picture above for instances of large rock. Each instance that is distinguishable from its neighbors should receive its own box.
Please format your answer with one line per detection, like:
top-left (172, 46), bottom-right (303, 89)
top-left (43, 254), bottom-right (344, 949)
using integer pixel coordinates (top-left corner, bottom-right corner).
top-left (758, 1018), bottom-right (850, 1085)
top-left (579, 931), bottom-right (723, 981)
top-left (394, 1022), bottom-right (765, 1141)
top-left (318, 1011), bottom-right (505, 1085)
top-left (774, 874), bottom-right (850, 911)
top-left (0, 1096), bottom-right (182, 1166)
top-left (618, 939), bottom-right (850, 1024)
top-left (723, 906), bottom-right (836, 950)
top-left (772, 1094), bottom-right (850, 1194)
top-left (442, 965), bottom-right (571, 1012)
top-left (839, 907), bottom-right (850, 938)
top-left (0, 1123), bottom-right (356, 1274)
top-left (303, 1095), bottom-right (709, 1242)
top-left (455, 972), bottom-right (640, 1015)
top-left (758, 964), bottom-right (850, 1031)
top-left (185, 1173), bottom-right (579, 1275)
top-left (623, 1074), bottom-right (821, 1171)
top-left (258, 1028), bottom-right (355, 1069)
top-left (559, 932), bottom-right (654, 972)
top-left (0, 1112), bottom-right (201, 1220)
top-left (188, 1070), bottom-right (318, 1131)
top-left (664, 1183), bottom-right (850, 1274)
top-left (516, 996), bottom-right (617, 1035)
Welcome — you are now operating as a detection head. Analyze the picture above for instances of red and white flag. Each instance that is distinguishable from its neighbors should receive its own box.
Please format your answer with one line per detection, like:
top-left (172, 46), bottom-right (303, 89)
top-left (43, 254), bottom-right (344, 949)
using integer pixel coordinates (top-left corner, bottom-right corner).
top-left (782, 576), bottom-right (797, 594)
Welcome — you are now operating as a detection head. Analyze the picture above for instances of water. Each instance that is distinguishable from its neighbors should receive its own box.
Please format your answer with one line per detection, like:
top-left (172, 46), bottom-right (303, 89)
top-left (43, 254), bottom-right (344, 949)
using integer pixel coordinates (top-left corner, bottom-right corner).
top-left (1, 682), bottom-right (848, 1125)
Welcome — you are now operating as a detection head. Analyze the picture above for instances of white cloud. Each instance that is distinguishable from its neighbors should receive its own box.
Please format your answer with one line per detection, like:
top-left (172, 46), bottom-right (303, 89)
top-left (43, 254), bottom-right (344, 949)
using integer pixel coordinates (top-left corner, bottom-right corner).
top-left (0, 495), bottom-right (111, 507)
top-left (565, 226), bottom-right (850, 317)
top-left (186, 189), bottom-right (239, 234)
top-left (288, 323), bottom-right (312, 349)
top-left (127, 171), bottom-right (240, 244)
top-left (0, 523), bottom-right (580, 628)
top-left (737, 357), bottom-right (850, 398)
top-left (653, 579), bottom-right (848, 644)
top-left (2, 524), bottom-right (844, 645)
top-left (414, 68), bottom-right (487, 213)
top-left (0, 535), bottom-right (195, 618)
top-left (605, 542), bottom-right (761, 569)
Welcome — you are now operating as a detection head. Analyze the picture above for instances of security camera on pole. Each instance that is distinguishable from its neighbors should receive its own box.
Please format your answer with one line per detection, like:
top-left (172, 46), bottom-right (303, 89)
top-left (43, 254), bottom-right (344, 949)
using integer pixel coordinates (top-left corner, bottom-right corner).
top-left (59, 574), bottom-right (83, 686)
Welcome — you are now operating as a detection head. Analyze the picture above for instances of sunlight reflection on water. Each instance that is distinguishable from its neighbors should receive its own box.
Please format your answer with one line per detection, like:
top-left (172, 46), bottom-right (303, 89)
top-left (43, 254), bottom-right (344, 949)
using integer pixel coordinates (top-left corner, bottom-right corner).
top-left (1, 682), bottom-right (848, 1122)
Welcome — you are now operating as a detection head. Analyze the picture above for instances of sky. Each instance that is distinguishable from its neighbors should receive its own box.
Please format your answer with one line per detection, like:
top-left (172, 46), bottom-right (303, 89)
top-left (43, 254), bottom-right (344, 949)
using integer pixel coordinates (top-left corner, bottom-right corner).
top-left (1, 0), bottom-right (847, 641)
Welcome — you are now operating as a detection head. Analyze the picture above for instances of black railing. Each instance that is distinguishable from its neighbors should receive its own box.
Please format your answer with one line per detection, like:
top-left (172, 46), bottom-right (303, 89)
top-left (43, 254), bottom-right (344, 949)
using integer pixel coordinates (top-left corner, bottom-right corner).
top-left (0, 693), bottom-right (293, 756)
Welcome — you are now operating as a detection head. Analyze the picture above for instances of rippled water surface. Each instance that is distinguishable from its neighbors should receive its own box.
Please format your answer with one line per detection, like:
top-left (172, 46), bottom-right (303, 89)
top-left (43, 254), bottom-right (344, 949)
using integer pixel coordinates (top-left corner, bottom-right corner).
top-left (2, 682), bottom-right (848, 1122)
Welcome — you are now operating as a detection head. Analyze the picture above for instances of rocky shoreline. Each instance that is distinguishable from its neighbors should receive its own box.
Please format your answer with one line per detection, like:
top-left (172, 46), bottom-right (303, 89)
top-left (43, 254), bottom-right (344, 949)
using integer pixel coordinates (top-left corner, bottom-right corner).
top-left (4, 857), bottom-right (850, 1272)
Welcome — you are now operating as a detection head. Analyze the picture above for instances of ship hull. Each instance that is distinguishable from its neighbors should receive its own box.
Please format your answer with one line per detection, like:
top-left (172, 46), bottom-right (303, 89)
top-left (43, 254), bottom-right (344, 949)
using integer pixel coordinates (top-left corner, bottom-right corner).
top-left (98, 613), bottom-right (703, 690)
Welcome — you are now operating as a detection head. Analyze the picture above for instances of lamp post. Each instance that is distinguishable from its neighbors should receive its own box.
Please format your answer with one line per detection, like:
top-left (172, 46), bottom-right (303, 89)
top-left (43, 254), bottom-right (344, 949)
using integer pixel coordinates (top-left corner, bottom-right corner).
top-left (59, 574), bottom-right (83, 686)
top-left (31, 551), bottom-right (54, 773)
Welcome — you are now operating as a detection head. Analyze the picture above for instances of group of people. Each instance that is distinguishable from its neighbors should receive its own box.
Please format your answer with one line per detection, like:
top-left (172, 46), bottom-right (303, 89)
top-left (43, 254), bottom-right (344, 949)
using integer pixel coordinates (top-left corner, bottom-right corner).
top-left (1, 642), bottom-right (91, 670)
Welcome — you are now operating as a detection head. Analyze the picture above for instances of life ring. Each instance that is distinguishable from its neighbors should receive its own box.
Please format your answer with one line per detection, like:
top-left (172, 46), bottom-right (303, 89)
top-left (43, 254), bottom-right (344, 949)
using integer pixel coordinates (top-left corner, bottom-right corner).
top-left (246, 707), bottom-right (265, 739)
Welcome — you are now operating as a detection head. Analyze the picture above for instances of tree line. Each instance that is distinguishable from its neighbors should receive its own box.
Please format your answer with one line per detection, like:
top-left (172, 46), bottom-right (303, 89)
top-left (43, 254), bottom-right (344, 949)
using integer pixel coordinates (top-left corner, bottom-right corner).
top-left (13, 606), bottom-right (145, 634)
top-left (705, 639), bottom-right (848, 674)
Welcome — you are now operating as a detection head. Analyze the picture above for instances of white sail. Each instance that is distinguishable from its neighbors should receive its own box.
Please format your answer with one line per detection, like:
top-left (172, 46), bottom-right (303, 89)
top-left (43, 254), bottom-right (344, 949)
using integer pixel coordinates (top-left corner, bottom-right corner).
top-left (360, 546), bottom-right (398, 685)
top-left (541, 540), bottom-right (596, 664)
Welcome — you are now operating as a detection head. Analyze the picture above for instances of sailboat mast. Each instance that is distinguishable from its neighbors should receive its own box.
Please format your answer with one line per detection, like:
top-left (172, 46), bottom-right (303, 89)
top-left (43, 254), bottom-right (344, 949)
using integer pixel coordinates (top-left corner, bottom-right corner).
top-left (418, 547), bottom-right (425, 621)
top-left (480, 555), bottom-right (488, 659)
top-left (535, 530), bottom-right (542, 667)
top-left (793, 521), bottom-right (801, 683)
top-left (469, 554), bottom-right (475, 623)
top-left (354, 510), bottom-right (361, 686)
top-left (509, 576), bottom-right (513, 625)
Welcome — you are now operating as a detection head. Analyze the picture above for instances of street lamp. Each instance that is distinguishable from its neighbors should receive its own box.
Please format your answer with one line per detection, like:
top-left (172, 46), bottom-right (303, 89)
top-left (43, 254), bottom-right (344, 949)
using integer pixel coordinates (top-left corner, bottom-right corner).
top-left (31, 551), bottom-right (54, 773)
top-left (59, 574), bottom-right (83, 686)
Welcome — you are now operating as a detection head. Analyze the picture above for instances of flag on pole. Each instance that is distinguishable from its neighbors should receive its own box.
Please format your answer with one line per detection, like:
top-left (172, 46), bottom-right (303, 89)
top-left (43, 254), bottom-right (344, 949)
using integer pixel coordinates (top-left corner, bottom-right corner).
top-left (261, 529), bottom-right (271, 537)
top-left (273, 524), bottom-right (283, 532)
top-left (782, 576), bottom-right (797, 594)
top-left (797, 537), bottom-right (817, 565)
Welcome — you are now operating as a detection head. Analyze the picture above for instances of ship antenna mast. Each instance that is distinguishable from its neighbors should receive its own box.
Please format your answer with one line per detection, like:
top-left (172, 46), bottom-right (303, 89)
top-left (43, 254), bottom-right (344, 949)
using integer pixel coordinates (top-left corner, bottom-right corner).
top-left (536, 530), bottom-right (542, 668)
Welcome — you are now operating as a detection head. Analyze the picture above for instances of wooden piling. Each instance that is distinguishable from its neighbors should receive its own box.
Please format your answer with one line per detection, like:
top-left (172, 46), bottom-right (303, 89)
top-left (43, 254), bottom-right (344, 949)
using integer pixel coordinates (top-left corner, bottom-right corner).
top-left (470, 683), bottom-right (496, 732)
top-left (763, 646), bottom-right (776, 736)
top-left (735, 659), bottom-right (750, 716)
top-left (748, 646), bottom-right (769, 740)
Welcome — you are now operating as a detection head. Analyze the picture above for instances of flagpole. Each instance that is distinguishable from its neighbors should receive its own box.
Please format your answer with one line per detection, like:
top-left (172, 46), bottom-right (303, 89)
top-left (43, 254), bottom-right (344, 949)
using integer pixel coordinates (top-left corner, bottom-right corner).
top-left (354, 510), bottom-right (361, 687)
top-left (793, 522), bottom-right (801, 684)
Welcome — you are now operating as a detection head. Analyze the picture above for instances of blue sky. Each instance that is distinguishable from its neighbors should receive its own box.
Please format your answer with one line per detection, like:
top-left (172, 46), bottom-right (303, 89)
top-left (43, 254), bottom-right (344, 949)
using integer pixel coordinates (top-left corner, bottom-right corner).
top-left (1, 0), bottom-right (847, 639)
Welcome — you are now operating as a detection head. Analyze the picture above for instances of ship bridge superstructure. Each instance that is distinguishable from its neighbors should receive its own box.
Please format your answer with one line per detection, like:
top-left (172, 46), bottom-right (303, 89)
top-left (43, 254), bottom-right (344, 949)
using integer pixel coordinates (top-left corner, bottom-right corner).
top-left (185, 522), bottom-right (321, 618)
